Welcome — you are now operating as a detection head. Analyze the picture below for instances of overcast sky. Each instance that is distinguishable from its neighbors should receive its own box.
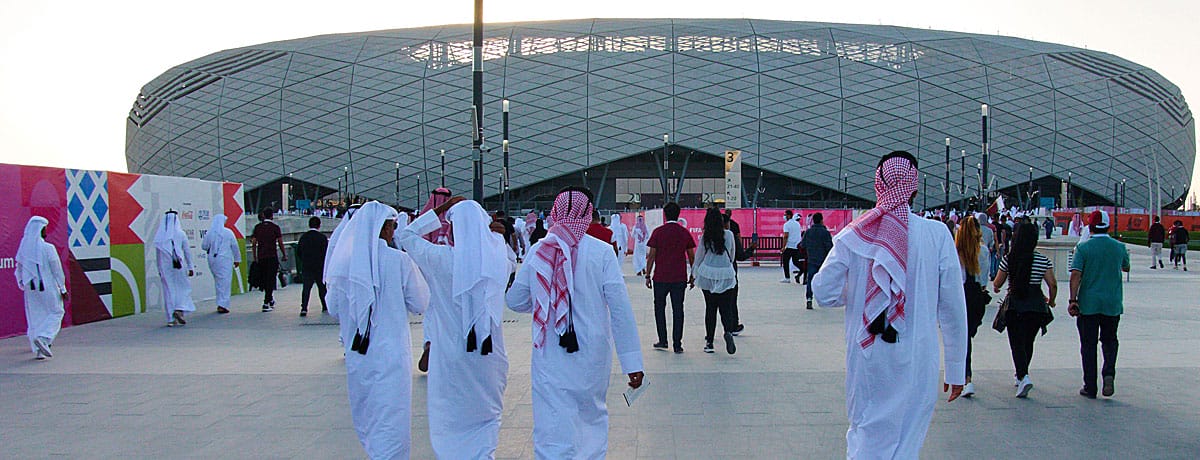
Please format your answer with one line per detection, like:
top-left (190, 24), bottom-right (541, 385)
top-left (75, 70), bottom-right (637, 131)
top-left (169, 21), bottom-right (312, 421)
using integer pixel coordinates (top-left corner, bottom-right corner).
top-left (1, 0), bottom-right (1196, 201)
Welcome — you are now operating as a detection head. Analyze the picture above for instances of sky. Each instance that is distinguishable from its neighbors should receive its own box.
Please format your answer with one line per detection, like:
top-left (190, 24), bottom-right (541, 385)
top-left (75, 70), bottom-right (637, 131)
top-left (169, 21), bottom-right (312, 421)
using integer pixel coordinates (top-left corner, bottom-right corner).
top-left (1, 0), bottom-right (1197, 203)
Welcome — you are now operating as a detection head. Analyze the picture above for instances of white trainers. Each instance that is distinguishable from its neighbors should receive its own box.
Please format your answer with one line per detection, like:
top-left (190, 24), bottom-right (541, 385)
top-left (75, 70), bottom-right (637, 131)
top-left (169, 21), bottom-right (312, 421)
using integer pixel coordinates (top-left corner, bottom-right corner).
top-left (962, 382), bottom-right (976, 398)
top-left (778, 278), bottom-right (791, 283)
top-left (1014, 376), bottom-right (1021, 387)
top-left (34, 337), bottom-right (52, 358)
top-left (1016, 376), bottom-right (1033, 398)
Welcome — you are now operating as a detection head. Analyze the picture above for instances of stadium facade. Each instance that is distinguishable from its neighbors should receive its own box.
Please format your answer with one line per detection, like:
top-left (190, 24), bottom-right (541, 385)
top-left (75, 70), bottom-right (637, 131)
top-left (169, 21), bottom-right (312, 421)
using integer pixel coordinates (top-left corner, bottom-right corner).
top-left (126, 19), bottom-right (1194, 212)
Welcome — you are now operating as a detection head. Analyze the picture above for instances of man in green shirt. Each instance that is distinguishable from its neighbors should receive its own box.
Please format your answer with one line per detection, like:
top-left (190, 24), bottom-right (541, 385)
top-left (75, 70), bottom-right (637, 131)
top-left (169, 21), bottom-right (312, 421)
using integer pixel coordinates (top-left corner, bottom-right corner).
top-left (1069, 210), bottom-right (1130, 399)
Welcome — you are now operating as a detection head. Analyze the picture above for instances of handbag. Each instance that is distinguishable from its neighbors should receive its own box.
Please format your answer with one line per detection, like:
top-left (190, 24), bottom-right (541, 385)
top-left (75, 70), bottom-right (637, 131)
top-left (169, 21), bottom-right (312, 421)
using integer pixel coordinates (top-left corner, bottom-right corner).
top-left (991, 294), bottom-right (1009, 333)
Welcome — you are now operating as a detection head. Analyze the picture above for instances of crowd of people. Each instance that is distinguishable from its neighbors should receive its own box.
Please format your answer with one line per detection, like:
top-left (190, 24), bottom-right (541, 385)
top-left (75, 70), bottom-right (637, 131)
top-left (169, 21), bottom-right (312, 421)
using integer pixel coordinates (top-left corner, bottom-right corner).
top-left (13, 150), bottom-right (1194, 459)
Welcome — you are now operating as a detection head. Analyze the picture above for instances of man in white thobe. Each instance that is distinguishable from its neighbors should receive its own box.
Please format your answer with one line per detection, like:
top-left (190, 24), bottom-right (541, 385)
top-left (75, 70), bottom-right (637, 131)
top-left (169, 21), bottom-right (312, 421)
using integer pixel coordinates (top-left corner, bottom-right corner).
top-left (398, 197), bottom-right (514, 459)
top-left (326, 201), bottom-right (430, 460)
top-left (812, 151), bottom-right (967, 460)
top-left (155, 211), bottom-right (196, 327)
top-left (16, 216), bottom-right (67, 360)
top-left (506, 187), bottom-right (645, 459)
top-left (201, 214), bottom-right (241, 314)
top-left (609, 214), bottom-right (629, 270)
top-left (632, 215), bottom-right (650, 276)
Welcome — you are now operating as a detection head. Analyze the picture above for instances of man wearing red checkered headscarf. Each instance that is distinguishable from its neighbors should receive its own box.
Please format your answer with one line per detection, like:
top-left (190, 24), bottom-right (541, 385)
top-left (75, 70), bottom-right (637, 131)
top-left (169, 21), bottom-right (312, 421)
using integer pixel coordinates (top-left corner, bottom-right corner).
top-left (506, 186), bottom-right (645, 459)
top-left (811, 151), bottom-right (968, 459)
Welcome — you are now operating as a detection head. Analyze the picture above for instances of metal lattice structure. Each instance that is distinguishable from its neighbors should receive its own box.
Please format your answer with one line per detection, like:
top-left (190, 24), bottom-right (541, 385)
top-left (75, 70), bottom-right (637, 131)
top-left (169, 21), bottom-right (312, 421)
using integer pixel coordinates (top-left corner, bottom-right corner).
top-left (126, 19), bottom-right (1194, 209)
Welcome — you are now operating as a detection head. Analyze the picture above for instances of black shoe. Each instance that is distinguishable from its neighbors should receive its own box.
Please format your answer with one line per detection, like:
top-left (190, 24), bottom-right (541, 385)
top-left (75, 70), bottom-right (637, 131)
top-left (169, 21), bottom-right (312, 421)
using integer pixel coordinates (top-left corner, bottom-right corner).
top-left (418, 342), bottom-right (430, 373)
top-left (673, 344), bottom-right (684, 354)
top-left (723, 332), bottom-right (736, 354)
top-left (806, 299), bottom-right (813, 310)
top-left (703, 341), bottom-right (714, 353)
top-left (732, 324), bottom-right (744, 334)
top-left (1079, 388), bottom-right (1097, 399)
top-left (652, 342), bottom-right (668, 350)
top-left (216, 306), bottom-right (230, 314)
top-left (172, 310), bottom-right (187, 325)
top-left (300, 309), bottom-right (307, 317)
top-left (321, 307), bottom-right (328, 312)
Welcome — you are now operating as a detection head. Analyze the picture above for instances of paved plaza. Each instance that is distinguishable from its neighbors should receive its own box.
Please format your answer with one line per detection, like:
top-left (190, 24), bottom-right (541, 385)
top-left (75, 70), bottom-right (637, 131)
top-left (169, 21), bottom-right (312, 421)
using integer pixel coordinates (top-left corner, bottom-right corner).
top-left (2, 243), bottom-right (1198, 459)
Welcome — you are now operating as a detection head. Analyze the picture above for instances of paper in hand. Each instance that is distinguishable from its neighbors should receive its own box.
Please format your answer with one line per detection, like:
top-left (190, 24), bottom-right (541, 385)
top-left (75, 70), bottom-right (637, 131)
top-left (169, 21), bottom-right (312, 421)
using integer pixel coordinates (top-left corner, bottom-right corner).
top-left (623, 378), bottom-right (649, 407)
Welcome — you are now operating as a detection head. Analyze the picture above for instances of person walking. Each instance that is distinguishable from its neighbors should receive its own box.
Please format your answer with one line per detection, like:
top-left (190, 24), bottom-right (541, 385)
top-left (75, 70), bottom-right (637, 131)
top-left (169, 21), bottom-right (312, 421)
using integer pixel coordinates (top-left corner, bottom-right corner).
top-left (398, 197), bottom-right (514, 459)
top-left (250, 209), bottom-right (286, 312)
top-left (326, 201), bottom-right (430, 459)
top-left (155, 210), bottom-right (196, 327)
top-left (1070, 210), bottom-right (1130, 399)
top-left (610, 213), bottom-right (629, 268)
top-left (505, 187), bottom-right (644, 459)
top-left (296, 216), bottom-right (329, 317)
top-left (1043, 217), bottom-right (1055, 240)
top-left (955, 215), bottom-right (991, 397)
top-left (416, 188), bottom-right (454, 373)
top-left (780, 210), bottom-right (803, 283)
top-left (691, 208), bottom-right (738, 354)
top-left (799, 212), bottom-right (833, 309)
top-left (1169, 219), bottom-right (1189, 270)
top-left (645, 202), bottom-right (695, 353)
top-left (810, 151), bottom-right (967, 459)
top-left (201, 214), bottom-right (240, 314)
top-left (16, 216), bottom-right (67, 359)
top-left (1147, 216), bottom-right (1165, 269)
top-left (529, 218), bottom-right (548, 246)
top-left (632, 215), bottom-right (650, 276)
top-left (993, 222), bottom-right (1057, 398)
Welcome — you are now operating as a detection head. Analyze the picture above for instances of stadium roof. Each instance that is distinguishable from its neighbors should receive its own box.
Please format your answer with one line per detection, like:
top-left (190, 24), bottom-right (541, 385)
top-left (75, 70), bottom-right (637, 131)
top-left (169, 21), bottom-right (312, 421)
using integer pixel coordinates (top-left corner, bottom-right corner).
top-left (127, 19), bottom-right (1194, 209)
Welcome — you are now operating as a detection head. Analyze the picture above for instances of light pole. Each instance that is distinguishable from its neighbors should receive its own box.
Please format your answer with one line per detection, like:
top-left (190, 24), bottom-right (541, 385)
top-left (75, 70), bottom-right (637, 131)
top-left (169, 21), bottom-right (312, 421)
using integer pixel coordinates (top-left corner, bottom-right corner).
top-left (394, 163), bottom-right (400, 208)
top-left (981, 104), bottom-right (990, 201)
top-left (502, 99), bottom-right (510, 213)
top-left (1028, 167), bottom-right (1034, 209)
top-left (440, 149), bottom-right (446, 189)
top-left (662, 134), bottom-right (670, 200)
top-left (1067, 171), bottom-right (1072, 208)
top-left (944, 137), bottom-right (950, 210)
top-left (470, 0), bottom-right (484, 202)
top-left (922, 174), bottom-right (928, 210)
top-left (960, 149), bottom-right (966, 211)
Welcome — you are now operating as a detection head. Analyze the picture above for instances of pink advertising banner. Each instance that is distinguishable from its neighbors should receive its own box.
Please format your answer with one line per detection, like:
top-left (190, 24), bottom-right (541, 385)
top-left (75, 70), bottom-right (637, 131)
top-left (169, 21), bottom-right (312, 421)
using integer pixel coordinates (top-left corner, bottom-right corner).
top-left (618, 208), bottom-right (856, 249)
top-left (0, 165), bottom-right (69, 338)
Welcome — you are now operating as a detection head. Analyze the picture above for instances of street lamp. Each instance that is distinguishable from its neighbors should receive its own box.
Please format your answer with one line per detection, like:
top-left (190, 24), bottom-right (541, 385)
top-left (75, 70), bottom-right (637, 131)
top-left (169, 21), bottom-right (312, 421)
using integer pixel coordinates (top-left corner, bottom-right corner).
top-left (502, 99), bottom-right (510, 213)
top-left (440, 149), bottom-right (446, 188)
top-left (944, 137), bottom-right (950, 210)
top-left (395, 163), bottom-right (400, 208)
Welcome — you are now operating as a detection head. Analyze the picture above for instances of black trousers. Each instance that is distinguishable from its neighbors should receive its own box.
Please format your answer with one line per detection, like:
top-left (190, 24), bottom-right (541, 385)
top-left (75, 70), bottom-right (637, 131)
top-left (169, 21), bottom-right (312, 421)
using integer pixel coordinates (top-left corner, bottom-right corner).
top-left (1006, 310), bottom-right (1042, 380)
top-left (653, 282), bottom-right (686, 346)
top-left (258, 257), bottom-right (279, 304)
top-left (966, 308), bottom-right (981, 379)
top-left (702, 289), bottom-right (737, 341)
top-left (805, 263), bottom-right (821, 299)
top-left (301, 271), bottom-right (327, 310)
top-left (1077, 314), bottom-right (1120, 392)
top-left (781, 248), bottom-right (801, 278)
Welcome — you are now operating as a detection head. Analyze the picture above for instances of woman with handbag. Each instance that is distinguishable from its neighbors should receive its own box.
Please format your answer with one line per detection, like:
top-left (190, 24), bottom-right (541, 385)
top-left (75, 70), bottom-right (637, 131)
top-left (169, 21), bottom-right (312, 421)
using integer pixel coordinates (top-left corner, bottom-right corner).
top-left (993, 222), bottom-right (1057, 398)
top-left (955, 215), bottom-right (991, 397)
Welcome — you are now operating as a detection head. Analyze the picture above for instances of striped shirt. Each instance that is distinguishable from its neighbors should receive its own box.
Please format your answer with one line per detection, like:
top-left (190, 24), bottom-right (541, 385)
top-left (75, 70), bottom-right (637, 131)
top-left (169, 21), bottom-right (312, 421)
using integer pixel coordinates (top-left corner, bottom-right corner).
top-left (998, 252), bottom-right (1053, 287)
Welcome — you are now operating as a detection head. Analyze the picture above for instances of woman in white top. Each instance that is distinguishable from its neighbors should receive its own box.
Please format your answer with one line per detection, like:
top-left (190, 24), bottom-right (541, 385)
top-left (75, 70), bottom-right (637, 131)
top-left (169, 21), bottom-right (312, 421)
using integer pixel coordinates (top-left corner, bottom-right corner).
top-left (690, 208), bottom-right (738, 354)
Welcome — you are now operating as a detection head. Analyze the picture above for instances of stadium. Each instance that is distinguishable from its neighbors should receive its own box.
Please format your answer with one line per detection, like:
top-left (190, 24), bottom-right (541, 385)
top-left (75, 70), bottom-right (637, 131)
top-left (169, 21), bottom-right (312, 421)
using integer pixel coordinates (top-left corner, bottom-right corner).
top-left (126, 19), bottom-right (1194, 212)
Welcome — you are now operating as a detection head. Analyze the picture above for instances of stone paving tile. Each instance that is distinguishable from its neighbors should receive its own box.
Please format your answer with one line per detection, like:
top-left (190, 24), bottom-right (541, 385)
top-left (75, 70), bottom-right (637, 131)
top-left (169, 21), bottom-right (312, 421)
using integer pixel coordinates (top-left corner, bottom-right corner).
top-left (1, 243), bottom-right (1198, 458)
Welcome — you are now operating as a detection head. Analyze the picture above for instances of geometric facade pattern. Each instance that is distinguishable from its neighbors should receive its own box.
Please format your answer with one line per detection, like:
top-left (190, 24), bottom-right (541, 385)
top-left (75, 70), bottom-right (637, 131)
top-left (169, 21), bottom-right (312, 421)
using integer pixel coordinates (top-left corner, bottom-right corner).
top-left (126, 19), bottom-right (1194, 209)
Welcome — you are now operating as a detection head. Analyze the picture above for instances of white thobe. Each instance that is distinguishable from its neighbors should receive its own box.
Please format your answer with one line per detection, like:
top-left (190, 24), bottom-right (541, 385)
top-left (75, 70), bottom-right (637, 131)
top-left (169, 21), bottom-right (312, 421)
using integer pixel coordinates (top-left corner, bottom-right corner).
top-left (156, 246), bottom-right (196, 321)
top-left (21, 241), bottom-right (66, 352)
top-left (632, 227), bottom-right (649, 274)
top-left (399, 211), bottom-right (513, 459)
top-left (506, 235), bottom-right (645, 459)
top-left (610, 224), bottom-right (629, 269)
top-left (340, 247), bottom-right (429, 460)
top-left (201, 228), bottom-right (241, 307)
top-left (811, 214), bottom-right (967, 460)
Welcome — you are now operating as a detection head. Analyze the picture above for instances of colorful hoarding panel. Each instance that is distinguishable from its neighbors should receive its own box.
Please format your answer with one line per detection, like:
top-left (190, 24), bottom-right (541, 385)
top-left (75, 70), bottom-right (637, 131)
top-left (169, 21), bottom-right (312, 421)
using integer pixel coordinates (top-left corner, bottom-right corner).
top-left (0, 163), bottom-right (245, 339)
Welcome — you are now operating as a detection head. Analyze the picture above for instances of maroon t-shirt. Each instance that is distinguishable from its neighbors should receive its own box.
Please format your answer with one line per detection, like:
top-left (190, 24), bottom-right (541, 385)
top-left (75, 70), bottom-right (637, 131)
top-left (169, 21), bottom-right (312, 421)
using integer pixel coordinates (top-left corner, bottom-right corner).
top-left (647, 222), bottom-right (695, 283)
top-left (252, 221), bottom-right (282, 260)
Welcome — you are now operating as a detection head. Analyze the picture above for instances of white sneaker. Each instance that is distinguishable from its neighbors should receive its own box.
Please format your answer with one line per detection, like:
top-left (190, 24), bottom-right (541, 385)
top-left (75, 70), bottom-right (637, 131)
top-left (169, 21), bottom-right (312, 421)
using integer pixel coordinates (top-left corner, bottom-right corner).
top-left (34, 337), bottom-right (52, 358)
top-left (1016, 376), bottom-right (1033, 398)
top-left (962, 382), bottom-right (976, 398)
top-left (1014, 377), bottom-right (1021, 387)
top-left (778, 278), bottom-right (791, 283)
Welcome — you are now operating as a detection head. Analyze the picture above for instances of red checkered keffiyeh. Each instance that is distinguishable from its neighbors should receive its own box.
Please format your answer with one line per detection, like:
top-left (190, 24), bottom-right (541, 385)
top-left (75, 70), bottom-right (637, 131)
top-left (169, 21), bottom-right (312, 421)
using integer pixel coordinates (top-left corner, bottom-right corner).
top-left (529, 190), bottom-right (592, 348)
top-left (840, 155), bottom-right (919, 349)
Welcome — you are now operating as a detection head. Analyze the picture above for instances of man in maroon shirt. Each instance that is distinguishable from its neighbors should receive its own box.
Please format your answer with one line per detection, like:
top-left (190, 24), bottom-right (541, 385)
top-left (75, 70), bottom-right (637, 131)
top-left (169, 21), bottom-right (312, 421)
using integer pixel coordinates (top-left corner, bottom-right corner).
top-left (645, 202), bottom-right (696, 353)
top-left (251, 209), bottom-right (287, 311)
top-left (586, 210), bottom-right (618, 255)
